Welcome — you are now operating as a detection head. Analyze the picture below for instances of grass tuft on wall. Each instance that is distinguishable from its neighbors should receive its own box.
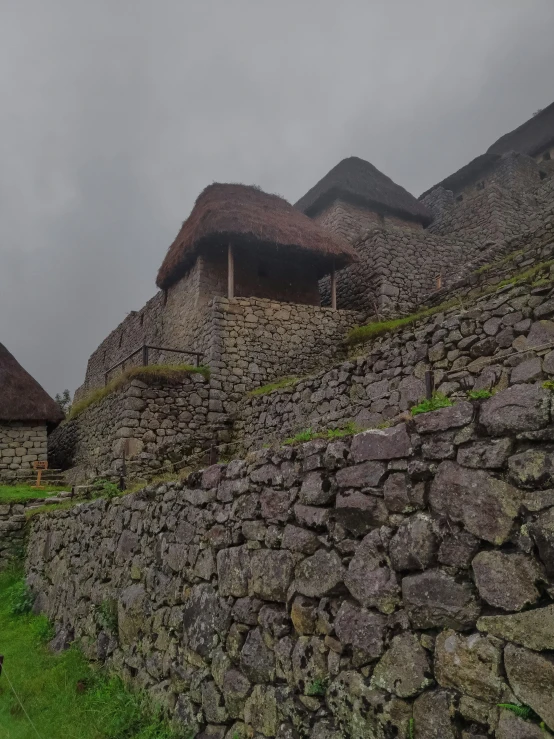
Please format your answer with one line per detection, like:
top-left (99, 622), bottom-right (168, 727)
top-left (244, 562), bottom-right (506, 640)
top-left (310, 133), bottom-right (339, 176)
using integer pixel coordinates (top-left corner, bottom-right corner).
top-left (68, 364), bottom-right (210, 420)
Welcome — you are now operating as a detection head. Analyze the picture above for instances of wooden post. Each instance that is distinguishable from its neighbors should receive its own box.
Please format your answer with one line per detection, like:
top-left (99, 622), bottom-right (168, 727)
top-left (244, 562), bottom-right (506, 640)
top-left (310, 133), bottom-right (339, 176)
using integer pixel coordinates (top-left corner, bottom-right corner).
top-left (228, 244), bottom-right (234, 299)
top-left (330, 263), bottom-right (337, 310)
top-left (425, 370), bottom-right (435, 400)
top-left (142, 345), bottom-right (149, 367)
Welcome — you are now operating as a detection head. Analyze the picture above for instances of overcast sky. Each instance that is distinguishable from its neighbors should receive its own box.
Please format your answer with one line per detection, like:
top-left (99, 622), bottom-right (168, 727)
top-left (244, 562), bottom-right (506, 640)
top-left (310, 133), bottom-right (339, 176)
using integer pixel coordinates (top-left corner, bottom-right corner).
top-left (1, 0), bottom-right (554, 397)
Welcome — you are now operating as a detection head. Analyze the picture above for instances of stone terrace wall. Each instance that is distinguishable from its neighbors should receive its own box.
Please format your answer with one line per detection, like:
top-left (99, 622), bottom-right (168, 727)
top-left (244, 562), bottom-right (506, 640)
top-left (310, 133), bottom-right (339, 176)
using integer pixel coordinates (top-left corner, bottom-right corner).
top-left (49, 372), bottom-right (218, 482)
top-left (0, 502), bottom-right (27, 568)
top-left (0, 422), bottom-right (48, 479)
top-left (211, 298), bottom-right (362, 417)
top-left (27, 388), bottom-right (554, 738)
top-left (238, 271), bottom-right (554, 452)
top-left (320, 225), bottom-right (476, 316)
top-left (313, 199), bottom-right (422, 244)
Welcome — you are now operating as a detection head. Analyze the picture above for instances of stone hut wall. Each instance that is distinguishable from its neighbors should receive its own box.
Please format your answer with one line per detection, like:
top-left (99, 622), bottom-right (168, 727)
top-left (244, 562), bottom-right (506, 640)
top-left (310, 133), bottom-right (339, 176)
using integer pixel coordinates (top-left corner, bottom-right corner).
top-left (0, 422), bottom-right (48, 479)
top-left (26, 385), bottom-right (554, 738)
top-left (49, 372), bottom-right (218, 482)
top-left (421, 152), bottom-right (549, 248)
top-left (313, 198), bottom-right (423, 244)
top-left (319, 226), bottom-right (475, 316)
top-left (238, 265), bottom-right (554, 452)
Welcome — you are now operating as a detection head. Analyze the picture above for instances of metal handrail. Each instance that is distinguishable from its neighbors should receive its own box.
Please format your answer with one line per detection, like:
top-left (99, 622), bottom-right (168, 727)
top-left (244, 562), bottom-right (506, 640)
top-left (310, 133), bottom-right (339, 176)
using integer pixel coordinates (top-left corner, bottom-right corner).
top-left (104, 344), bottom-right (203, 385)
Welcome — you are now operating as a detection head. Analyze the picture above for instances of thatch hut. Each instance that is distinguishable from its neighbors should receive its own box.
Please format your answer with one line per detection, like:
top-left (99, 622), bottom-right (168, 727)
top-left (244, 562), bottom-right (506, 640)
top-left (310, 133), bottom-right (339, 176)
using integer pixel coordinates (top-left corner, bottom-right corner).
top-left (295, 157), bottom-right (432, 240)
top-left (0, 343), bottom-right (63, 475)
top-left (156, 183), bottom-right (358, 308)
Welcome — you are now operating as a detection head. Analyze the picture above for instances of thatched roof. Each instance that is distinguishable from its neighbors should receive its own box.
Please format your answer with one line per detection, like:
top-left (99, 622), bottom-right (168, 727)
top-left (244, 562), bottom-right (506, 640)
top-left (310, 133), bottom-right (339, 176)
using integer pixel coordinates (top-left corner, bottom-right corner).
top-left (0, 344), bottom-right (64, 423)
top-left (156, 183), bottom-right (358, 290)
top-left (420, 102), bottom-right (554, 198)
top-left (295, 157), bottom-right (432, 225)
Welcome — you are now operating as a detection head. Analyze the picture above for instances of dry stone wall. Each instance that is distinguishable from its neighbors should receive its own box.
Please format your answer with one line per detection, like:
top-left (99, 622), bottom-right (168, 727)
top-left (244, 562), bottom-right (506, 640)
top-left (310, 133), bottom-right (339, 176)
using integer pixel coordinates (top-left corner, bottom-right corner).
top-left (238, 265), bottom-right (554, 452)
top-left (211, 298), bottom-right (361, 418)
top-left (26, 385), bottom-right (554, 738)
top-left (0, 423), bottom-right (47, 480)
top-left (49, 372), bottom-right (218, 482)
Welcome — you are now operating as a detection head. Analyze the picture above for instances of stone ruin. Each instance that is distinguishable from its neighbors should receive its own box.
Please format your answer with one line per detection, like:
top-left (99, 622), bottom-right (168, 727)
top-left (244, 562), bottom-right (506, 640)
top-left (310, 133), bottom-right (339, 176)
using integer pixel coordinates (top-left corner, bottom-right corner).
top-left (4, 102), bottom-right (554, 737)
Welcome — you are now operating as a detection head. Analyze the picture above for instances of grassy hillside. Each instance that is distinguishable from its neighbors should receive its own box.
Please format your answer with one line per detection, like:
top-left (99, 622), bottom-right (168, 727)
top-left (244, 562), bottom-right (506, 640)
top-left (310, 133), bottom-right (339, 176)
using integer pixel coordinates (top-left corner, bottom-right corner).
top-left (0, 568), bottom-right (181, 739)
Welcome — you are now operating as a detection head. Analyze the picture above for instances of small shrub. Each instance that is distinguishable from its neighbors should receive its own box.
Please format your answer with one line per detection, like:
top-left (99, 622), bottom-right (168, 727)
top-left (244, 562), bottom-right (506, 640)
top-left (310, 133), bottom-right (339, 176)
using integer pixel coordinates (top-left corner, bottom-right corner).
top-left (92, 479), bottom-right (121, 500)
top-left (543, 380), bottom-right (554, 392)
top-left (411, 393), bottom-right (453, 416)
top-left (467, 389), bottom-right (492, 400)
top-left (306, 678), bottom-right (328, 696)
top-left (96, 598), bottom-right (118, 633)
top-left (9, 580), bottom-right (35, 615)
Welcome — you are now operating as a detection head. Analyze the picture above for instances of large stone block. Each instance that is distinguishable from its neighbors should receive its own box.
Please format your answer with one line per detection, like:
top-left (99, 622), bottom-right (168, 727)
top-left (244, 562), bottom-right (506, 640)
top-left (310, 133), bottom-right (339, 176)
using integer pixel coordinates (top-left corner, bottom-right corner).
top-left (350, 425), bottom-right (412, 462)
top-left (344, 530), bottom-right (399, 614)
top-left (477, 605), bottom-right (554, 651)
top-left (370, 633), bottom-right (432, 698)
top-left (248, 549), bottom-right (294, 602)
top-left (472, 551), bottom-right (543, 611)
top-left (333, 601), bottom-right (385, 660)
top-left (480, 384), bottom-right (550, 435)
top-left (429, 461), bottom-right (522, 544)
top-left (402, 570), bottom-right (480, 630)
top-left (505, 644), bottom-right (554, 731)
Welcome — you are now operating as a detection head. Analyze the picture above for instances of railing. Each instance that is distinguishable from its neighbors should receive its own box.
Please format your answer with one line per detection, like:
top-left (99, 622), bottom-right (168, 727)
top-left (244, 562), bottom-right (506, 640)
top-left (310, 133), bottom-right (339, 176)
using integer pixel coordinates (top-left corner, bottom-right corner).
top-left (104, 344), bottom-right (203, 385)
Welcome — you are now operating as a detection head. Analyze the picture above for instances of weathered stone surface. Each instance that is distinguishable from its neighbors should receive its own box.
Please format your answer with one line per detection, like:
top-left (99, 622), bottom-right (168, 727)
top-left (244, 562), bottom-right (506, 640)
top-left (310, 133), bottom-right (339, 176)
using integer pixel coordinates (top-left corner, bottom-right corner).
top-left (435, 630), bottom-right (506, 701)
top-left (222, 668), bottom-right (251, 719)
top-left (217, 546), bottom-right (250, 598)
top-left (333, 601), bottom-right (385, 660)
top-left (243, 684), bottom-right (278, 737)
top-left (472, 551), bottom-right (543, 611)
top-left (414, 402), bottom-right (473, 434)
top-left (202, 681), bottom-right (228, 724)
top-left (530, 507), bottom-right (554, 575)
top-left (527, 319), bottom-right (554, 349)
top-left (430, 461), bottom-right (522, 544)
top-left (370, 633), bottom-right (432, 697)
top-left (496, 710), bottom-right (545, 739)
top-left (389, 514), bottom-right (438, 571)
top-left (350, 425), bottom-right (412, 462)
top-left (505, 643), bottom-right (554, 731)
top-left (438, 528), bottom-right (480, 568)
top-left (290, 596), bottom-right (317, 635)
top-left (248, 549), bottom-right (294, 602)
top-left (335, 461), bottom-right (386, 488)
top-left (509, 449), bottom-right (554, 488)
top-left (402, 570), bottom-right (480, 630)
top-left (511, 357), bottom-right (543, 384)
top-left (117, 584), bottom-right (148, 645)
top-left (299, 472), bottom-right (334, 505)
top-left (383, 473), bottom-right (423, 513)
top-left (344, 530), bottom-right (400, 614)
top-left (240, 628), bottom-right (275, 683)
top-left (326, 671), bottom-right (386, 739)
top-left (457, 438), bottom-right (513, 469)
top-left (477, 605), bottom-right (554, 651)
top-left (333, 491), bottom-right (388, 535)
top-left (183, 584), bottom-right (231, 658)
top-left (281, 525), bottom-right (319, 555)
top-left (295, 549), bottom-right (345, 598)
top-left (480, 384), bottom-right (550, 436)
top-left (412, 689), bottom-right (457, 739)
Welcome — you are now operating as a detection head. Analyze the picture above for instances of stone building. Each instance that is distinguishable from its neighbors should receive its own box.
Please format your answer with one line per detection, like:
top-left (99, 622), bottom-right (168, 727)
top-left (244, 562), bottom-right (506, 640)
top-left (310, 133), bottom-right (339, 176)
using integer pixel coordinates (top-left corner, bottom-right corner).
top-left (75, 183), bottom-right (358, 400)
top-left (0, 343), bottom-right (63, 478)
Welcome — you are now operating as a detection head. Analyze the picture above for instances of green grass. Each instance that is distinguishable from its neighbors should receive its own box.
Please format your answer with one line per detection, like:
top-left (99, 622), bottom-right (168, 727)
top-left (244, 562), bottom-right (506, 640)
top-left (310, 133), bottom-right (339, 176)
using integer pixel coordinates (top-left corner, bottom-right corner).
top-left (346, 298), bottom-right (462, 346)
top-left (543, 380), bottom-right (554, 392)
top-left (248, 376), bottom-right (300, 396)
top-left (283, 421), bottom-right (361, 446)
top-left (497, 703), bottom-right (537, 721)
top-left (466, 389), bottom-right (493, 400)
top-left (68, 364), bottom-right (210, 420)
top-left (305, 677), bottom-right (328, 697)
top-left (347, 258), bottom-right (554, 348)
top-left (0, 485), bottom-right (67, 504)
top-left (410, 393), bottom-right (453, 416)
top-left (0, 568), bottom-right (184, 739)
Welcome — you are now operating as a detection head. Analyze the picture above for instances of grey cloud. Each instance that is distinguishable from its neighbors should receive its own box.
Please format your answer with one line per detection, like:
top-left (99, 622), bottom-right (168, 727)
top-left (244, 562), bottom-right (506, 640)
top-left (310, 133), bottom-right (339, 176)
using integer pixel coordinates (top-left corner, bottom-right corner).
top-left (1, 0), bottom-right (554, 395)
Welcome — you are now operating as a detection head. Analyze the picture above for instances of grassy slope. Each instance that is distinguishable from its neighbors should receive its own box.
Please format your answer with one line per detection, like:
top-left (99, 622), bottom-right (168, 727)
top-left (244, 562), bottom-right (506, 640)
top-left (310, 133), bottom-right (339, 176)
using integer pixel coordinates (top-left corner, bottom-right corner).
top-left (0, 569), bottom-right (180, 739)
top-left (0, 485), bottom-right (67, 504)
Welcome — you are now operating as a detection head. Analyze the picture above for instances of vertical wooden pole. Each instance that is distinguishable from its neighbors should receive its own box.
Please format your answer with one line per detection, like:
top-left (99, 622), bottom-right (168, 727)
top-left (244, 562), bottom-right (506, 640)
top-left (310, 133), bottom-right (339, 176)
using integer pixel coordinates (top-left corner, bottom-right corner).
top-left (228, 244), bottom-right (235, 299)
top-left (331, 263), bottom-right (337, 310)
top-left (425, 370), bottom-right (435, 400)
